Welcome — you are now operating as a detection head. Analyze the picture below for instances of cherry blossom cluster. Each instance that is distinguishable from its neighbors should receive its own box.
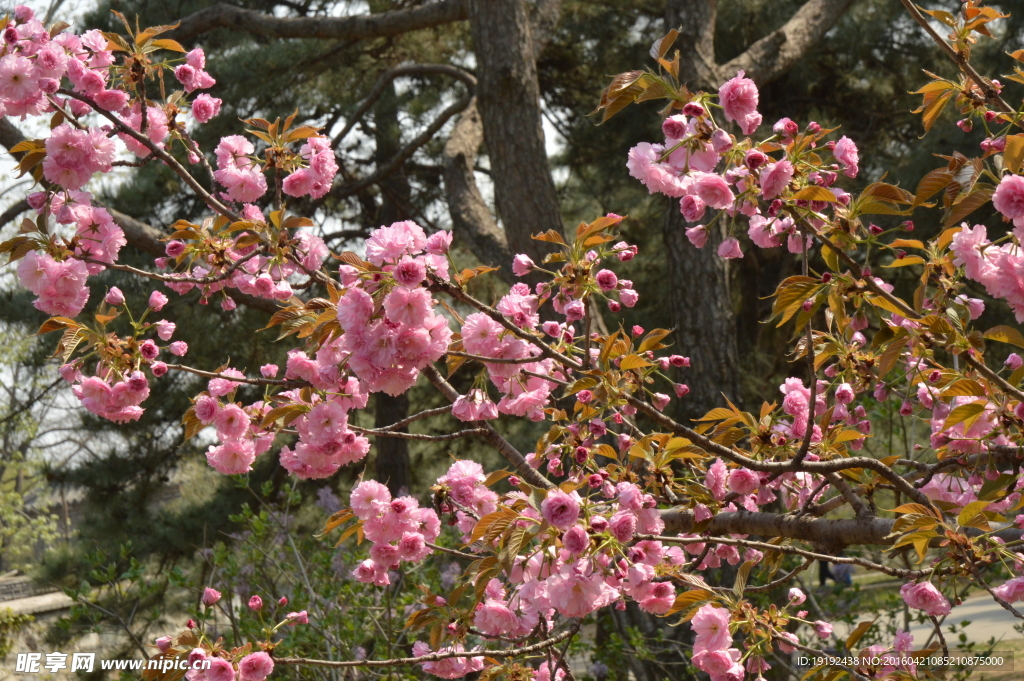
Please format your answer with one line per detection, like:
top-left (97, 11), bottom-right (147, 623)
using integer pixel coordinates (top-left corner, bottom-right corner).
top-left (626, 70), bottom-right (858, 260)
top-left (335, 220), bottom-right (452, 395)
top-left (349, 479), bottom-right (441, 585)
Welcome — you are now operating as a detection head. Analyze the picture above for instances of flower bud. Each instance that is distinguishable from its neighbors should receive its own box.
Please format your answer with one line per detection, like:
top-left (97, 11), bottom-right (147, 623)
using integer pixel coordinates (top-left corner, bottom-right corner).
top-left (248, 595), bottom-right (263, 611)
top-left (682, 102), bottom-right (705, 117)
top-left (155, 636), bottom-right (172, 653)
top-left (105, 287), bottom-right (125, 306)
top-left (202, 587), bottom-right (221, 606)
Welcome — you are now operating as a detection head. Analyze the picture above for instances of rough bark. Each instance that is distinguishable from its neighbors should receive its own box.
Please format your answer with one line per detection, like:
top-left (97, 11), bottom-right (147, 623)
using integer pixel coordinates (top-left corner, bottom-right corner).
top-left (468, 0), bottom-right (564, 265)
top-left (666, 0), bottom-right (858, 89)
top-left (663, 213), bottom-right (740, 419)
top-left (719, 0), bottom-right (859, 86)
top-left (665, 0), bottom-right (718, 87)
top-left (442, 99), bottom-right (513, 280)
top-left (170, 0), bottom-right (468, 44)
top-left (374, 393), bottom-right (411, 496)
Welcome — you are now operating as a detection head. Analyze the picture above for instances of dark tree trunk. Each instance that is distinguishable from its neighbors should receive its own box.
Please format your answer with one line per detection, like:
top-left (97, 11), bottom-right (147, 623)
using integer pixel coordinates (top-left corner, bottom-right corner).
top-left (374, 392), bottom-right (411, 496)
top-left (468, 0), bottom-right (564, 265)
top-left (664, 209), bottom-right (740, 419)
top-left (371, 75), bottom-right (412, 496)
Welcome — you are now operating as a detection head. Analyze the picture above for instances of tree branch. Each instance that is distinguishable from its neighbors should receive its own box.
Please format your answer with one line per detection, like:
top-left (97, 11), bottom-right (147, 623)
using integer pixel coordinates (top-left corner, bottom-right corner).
top-left (442, 98), bottom-right (513, 280)
top-left (275, 619), bottom-right (580, 668)
top-left (718, 0), bottom-right (857, 86)
top-left (421, 364), bottom-right (554, 489)
top-left (170, 0), bottom-right (469, 44)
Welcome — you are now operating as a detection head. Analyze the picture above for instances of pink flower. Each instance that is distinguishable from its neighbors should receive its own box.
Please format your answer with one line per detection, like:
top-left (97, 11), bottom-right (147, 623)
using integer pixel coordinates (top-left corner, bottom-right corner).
top-left (717, 237), bottom-right (743, 259)
top-left (693, 172), bottom-right (734, 209)
top-left (995, 175), bottom-right (1024, 220)
top-left (155, 320), bottom-right (176, 340)
top-left (706, 458), bottom-right (728, 500)
top-left (728, 468), bottom-right (758, 495)
top-left (834, 135), bottom-right (859, 171)
top-left (238, 652), bottom-right (274, 681)
top-left (813, 620), bottom-right (833, 639)
top-left (546, 563), bottom-right (619, 618)
top-left (260, 364), bottom-right (279, 378)
top-left (562, 525), bottom-right (590, 554)
top-left (693, 648), bottom-right (744, 681)
top-left (350, 480), bottom-right (391, 519)
top-left (169, 341), bottom-right (189, 356)
top-left (719, 71), bottom-right (760, 134)
top-left (835, 382), bottom-right (855, 404)
top-left (680, 194), bottom-right (706, 222)
top-left (383, 286), bottom-right (432, 326)
top-left (760, 159), bottom-right (794, 199)
top-left (151, 361), bottom-right (168, 377)
top-left (595, 269), bottom-right (618, 291)
top-left (619, 289), bottom-right (638, 307)
top-left (192, 93), bottom-right (222, 123)
top-left (541, 489), bottom-right (581, 530)
top-left (512, 254), bottom-right (535, 277)
top-left (105, 287), bottom-right (125, 306)
top-left (394, 256), bottom-right (426, 287)
top-left (286, 610), bottom-right (309, 625)
top-left (686, 225), bottom-right (708, 248)
top-left (788, 587), bottom-right (806, 605)
top-left (215, 403), bottom-right (249, 440)
top-left (206, 658), bottom-right (235, 681)
top-left (637, 581), bottom-right (676, 615)
top-left (202, 587), bottom-right (221, 606)
top-left (139, 339), bottom-right (159, 360)
top-left (474, 599), bottom-right (519, 636)
top-left (993, 576), bottom-right (1024, 603)
top-left (1006, 353), bottom-right (1023, 370)
top-left (692, 604), bottom-right (731, 652)
top-left (248, 595), bottom-right (263, 611)
top-left (149, 290), bottom-right (169, 311)
top-left (900, 581), bottom-right (950, 616)
top-left (426, 230), bottom-right (452, 255)
top-left (206, 439), bottom-right (257, 474)
top-left (608, 511), bottom-right (637, 542)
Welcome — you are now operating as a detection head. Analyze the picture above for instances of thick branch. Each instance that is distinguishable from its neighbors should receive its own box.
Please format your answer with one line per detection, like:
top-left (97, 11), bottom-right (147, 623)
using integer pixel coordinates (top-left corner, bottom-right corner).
top-left (442, 98), bottom-right (512, 279)
top-left (718, 0), bottom-right (857, 86)
top-left (170, 1), bottom-right (469, 44)
top-left (276, 619), bottom-right (580, 668)
top-left (658, 508), bottom-right (1024, 551)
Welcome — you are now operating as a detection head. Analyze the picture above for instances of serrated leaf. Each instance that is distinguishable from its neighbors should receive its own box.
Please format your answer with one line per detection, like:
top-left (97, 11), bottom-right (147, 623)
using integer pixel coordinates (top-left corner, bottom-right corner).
top-left (662, 589), bottom-right (714, 617)
top-left (883, 256), bottom-right (926, 267)
top-left (846, 620), bottom-right (875, 650)
top-left (790, 186), bottom-right (838, 202)
top-left (942, 401), bottom-right (986, 431)
top-left (984, 325), bottom-right (1024, 348)
top-left (945, 185), bottom-right (994, 227)
top-left (958, 500), bottom-right (990, 528)
top-left (620, 354), bottom-right (653, 370)
top-left (941, 379), bottom-right (986, 397)
top-left (531, 229), bottom-right (566, 245)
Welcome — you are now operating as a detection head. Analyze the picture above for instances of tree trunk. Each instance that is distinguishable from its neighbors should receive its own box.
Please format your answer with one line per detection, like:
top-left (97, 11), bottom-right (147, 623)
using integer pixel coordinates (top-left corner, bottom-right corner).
top-left (468, 0), bottom-right (563, 265)
top-left (664, 209), bottom-right (740, 419)
top-left (374, 392), bottom-right (411, 496)
top-left (371, 75), bottom-right (412, 496)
